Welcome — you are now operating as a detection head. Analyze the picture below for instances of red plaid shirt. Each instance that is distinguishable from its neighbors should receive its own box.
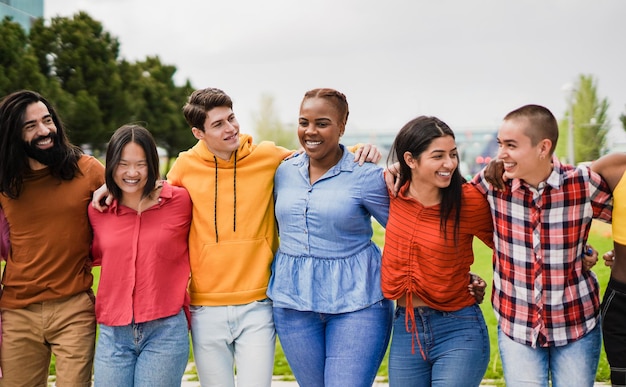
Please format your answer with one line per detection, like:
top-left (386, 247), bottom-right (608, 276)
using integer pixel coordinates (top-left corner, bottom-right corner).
top-left (472, 158), bottom-right (612, 347)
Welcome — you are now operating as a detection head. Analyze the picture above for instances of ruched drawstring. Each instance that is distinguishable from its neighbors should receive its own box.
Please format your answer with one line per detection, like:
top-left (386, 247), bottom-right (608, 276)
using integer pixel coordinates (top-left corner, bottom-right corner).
top-left (404, 293), bottom-right (427, 360)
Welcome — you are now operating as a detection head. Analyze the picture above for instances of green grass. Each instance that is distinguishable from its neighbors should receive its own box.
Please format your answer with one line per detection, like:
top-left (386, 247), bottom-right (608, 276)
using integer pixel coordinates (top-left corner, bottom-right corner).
top-left (46, 221), bottom-right (614, 383)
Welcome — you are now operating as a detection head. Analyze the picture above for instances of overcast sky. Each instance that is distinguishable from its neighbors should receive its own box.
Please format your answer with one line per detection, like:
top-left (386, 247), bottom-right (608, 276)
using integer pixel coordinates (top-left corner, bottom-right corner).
top-left (45, 0), bottom-right (626, 143)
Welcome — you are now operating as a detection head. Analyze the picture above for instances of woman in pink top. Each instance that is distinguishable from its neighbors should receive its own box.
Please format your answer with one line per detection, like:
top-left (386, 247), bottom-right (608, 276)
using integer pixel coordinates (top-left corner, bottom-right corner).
top-left (88, 124), bottom-right (192, 387)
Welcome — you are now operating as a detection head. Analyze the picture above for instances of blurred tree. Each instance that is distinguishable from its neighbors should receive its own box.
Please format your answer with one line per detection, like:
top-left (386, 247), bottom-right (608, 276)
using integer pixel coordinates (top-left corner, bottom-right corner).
top-left (557, 74), bottom-right (610, 162)
top-left (253, 93), bottom-right (297, 150)
top-left (620, 106), bottom-right (626, 133)
top-left (7, 11), bottom-right (198, 160)
top-left (29, 12), bottom-right (123, 148)
top-left (119, 56), bottom-right (195, 172)
top-left (0, 17), bottom-right (47, 95)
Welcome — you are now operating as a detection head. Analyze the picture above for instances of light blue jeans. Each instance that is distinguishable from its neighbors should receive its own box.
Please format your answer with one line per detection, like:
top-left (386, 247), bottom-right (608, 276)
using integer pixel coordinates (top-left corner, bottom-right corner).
top-left (388, 304), bottom-right (489, 387)
top-left (273, 299), bottom-right (393, 387)
top-left (190, 299), bottom-right (275, 387)
top-left (94, 309), bottom-right (189, 387)
top-left (498, 322), bottom-right (601, 387)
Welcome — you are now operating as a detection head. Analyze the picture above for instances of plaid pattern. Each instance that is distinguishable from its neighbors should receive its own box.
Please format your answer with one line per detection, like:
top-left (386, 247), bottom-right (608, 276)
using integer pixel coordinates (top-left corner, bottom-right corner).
top-left (472, 158), bottom-right (612, 347)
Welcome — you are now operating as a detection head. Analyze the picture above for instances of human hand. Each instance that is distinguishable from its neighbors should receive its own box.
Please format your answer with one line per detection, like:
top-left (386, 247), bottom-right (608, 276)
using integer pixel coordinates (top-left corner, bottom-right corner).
top-left (91, 184), bottom-right (112, 212)
top-left (468, 273), bottom-right (486, 304)
top-left (582, 245), bottom-right (598, 271)
top-left (484, 159), bottom-right (507, 191)
top-left (603, 249), bottom-right (615, 268)
top-left (354, 144), bottom-right (381, 165)
top-left (384, 162), bottom-right (401, 197)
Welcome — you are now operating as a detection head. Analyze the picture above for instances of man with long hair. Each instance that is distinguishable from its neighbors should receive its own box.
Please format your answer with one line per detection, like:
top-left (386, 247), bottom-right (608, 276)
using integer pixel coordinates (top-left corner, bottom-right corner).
top-left (0, 90), bottom-right (104, 386)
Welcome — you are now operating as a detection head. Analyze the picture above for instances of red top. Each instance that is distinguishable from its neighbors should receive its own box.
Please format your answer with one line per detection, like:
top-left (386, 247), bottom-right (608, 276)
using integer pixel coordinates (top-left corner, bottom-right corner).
top-left (88, 182), bottom-right (192, 326)
top-left (382, 183), bottom-right (493, 307)
top-left (382, 182), bottom-right (493, 355)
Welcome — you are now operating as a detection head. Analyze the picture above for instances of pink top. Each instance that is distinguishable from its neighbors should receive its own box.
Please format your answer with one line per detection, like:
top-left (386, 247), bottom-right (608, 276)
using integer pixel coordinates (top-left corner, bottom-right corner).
top-left (88, 182), bottom-right (192, 326)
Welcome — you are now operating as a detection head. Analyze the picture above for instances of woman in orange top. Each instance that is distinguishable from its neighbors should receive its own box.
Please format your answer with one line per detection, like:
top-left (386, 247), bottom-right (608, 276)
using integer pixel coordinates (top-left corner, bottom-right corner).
top-left (382, 116), bottom-right (494, 386)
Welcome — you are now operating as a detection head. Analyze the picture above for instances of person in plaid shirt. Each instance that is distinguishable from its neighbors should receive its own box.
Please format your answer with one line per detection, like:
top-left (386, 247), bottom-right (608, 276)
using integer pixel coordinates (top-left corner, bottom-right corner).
top-left (472, 104), bottom-right (612, 386)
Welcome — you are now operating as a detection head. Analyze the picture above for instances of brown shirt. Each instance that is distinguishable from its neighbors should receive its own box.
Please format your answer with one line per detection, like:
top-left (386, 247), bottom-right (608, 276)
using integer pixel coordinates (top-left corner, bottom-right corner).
top-left (0, 155), bottom-right (104, 308)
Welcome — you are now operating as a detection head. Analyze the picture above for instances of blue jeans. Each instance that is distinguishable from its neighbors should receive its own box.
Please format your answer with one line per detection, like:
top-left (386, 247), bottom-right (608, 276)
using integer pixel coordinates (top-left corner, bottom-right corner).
top-left (190, 299), bottom-right (276, 387)
top-left (498, 322), bottom-right (601, 387)
top-left (94, 309), bottom-right (189, 387)
top-left (273, 299), bottom-right (393, 387)
top-left (388, 304), bottom-right (489, 387)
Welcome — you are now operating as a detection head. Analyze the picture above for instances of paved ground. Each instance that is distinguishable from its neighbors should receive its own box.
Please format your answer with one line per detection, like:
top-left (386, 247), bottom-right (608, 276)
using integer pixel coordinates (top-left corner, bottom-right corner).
top-left (48, 362), bottom-right (610, 386)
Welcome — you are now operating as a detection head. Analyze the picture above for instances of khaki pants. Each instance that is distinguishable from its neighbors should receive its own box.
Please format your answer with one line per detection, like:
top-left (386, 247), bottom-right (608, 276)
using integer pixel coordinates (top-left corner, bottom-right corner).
top-left (0, 292), bottom-right (96, 387)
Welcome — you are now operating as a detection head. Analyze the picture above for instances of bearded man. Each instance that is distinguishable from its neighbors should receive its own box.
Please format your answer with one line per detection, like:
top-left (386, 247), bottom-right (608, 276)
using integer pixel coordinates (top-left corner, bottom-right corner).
top-left (0, 90), bottom-right (104, 387)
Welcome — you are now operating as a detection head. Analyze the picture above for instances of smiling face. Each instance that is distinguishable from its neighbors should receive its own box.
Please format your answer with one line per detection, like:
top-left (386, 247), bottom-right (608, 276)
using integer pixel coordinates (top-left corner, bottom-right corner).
top-left (298, 97), bottom-right (345, 167)
top-left (406, 135), bottom-right (458, 190)
top-left (497, 117), bottom-right (552, 187)
top-left (192, 106), bottom-right (240, 160)
top-left (21, 101), bottom-right (62, 169)
top-left (114, 142), bottom-right (148, 201)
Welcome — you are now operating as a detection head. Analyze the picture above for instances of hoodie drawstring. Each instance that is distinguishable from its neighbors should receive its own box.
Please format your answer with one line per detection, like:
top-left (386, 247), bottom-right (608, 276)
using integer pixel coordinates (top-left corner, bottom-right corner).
top-left (213, 155), bottom-right (219, 243)
top-left (212, 151), bottom-right (238, 243)
top-left (233, 150), bottom-right (237, 232)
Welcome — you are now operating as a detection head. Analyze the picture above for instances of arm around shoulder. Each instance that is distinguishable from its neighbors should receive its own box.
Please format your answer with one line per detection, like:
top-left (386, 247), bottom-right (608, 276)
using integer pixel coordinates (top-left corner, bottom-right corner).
top-left (591, 153), bottom-right (626, 191)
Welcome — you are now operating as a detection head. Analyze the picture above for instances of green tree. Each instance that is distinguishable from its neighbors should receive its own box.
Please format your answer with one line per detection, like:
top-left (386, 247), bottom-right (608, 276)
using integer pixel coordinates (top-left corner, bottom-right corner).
top-left (620, 106), bottom-right (626, 132)
top-left (0, 17), bottom-right (47, 95)
top-left (557, 74), bottom-right (610, 163)
top-left (22, 12), bottom-right (196, 160)
top-left (28, 12), bottom-right (123, 147)
top-left (118, 57), bottom-right (195, 173)
top-left (253, 93), bottom-right (298, 150)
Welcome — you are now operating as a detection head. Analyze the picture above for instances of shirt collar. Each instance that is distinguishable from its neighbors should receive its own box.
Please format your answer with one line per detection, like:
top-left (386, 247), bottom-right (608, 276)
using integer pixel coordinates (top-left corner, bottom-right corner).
top-left (290, 144), bottom-right (353, 170)
top-left (108, 181), bottom-right (170, 214)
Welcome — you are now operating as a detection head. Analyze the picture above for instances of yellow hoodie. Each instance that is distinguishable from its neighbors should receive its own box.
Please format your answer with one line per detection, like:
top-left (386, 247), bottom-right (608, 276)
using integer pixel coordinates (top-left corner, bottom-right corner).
top-left (168, 134), bottom-right (293, 306)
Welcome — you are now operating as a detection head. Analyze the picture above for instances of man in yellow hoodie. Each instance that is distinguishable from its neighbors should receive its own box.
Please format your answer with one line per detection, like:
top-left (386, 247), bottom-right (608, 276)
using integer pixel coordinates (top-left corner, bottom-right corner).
top-left (167, 88), bottom-right (379, 387)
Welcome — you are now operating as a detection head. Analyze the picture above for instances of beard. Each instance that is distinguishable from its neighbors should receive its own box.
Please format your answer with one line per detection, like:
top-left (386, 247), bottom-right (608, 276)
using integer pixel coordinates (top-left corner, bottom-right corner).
top-left (23, 132), bottom-right (65, 167)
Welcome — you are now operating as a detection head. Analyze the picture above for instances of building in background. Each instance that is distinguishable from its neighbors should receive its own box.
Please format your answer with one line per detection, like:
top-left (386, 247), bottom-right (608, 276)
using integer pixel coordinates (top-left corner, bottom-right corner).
top-left (0, 0), bottom-right (43, 33)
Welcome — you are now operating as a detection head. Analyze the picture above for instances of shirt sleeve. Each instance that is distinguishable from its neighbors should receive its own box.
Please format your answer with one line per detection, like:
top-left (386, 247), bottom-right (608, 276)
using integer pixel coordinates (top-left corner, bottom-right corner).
top-left (87, 206), bottom-right (103, 267)
top-left (588, 167), bottom-right (613, 222)
top-left (360, 166), bottom-right (390, 227)
top-left (470, 167), bottom-right (489, 196)
top-left (465, 184), bottom-right (494, 249)
top-left (0, 206), bottom-right (9, 260)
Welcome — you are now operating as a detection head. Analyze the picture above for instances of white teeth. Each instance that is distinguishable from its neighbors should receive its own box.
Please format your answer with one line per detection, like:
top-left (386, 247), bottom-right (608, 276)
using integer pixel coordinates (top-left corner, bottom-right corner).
top-left (306, 141), bottom-right (321, 146)
top-left (504, 162), bottom-right (515, 168)
top-left (437, 172), bottom-right (451, 176)
top-left (124, 179), bottom-right (139, 184)
top-left (37, 138), bottom-right (52, 146)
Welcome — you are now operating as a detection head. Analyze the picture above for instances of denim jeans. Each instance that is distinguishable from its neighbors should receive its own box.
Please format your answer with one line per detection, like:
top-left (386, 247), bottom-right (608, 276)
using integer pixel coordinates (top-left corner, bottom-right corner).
top-left (190, 299), bottom-right (275, 387)
top-left (498, 322), bottom-right (601, 387)
top-left (388, 304), bottom-right (489, 387)
top-left (94, 309), bottom-right (189, 387)
top-left (273, 299), bottom-right (393, 387)
top-left (601, 277), bottom-right (626, 386)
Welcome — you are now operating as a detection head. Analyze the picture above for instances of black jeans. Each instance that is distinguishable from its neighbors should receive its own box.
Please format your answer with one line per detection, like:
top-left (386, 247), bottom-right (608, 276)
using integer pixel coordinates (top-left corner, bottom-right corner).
top-left (602, 277), bottom-right (626, 386)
